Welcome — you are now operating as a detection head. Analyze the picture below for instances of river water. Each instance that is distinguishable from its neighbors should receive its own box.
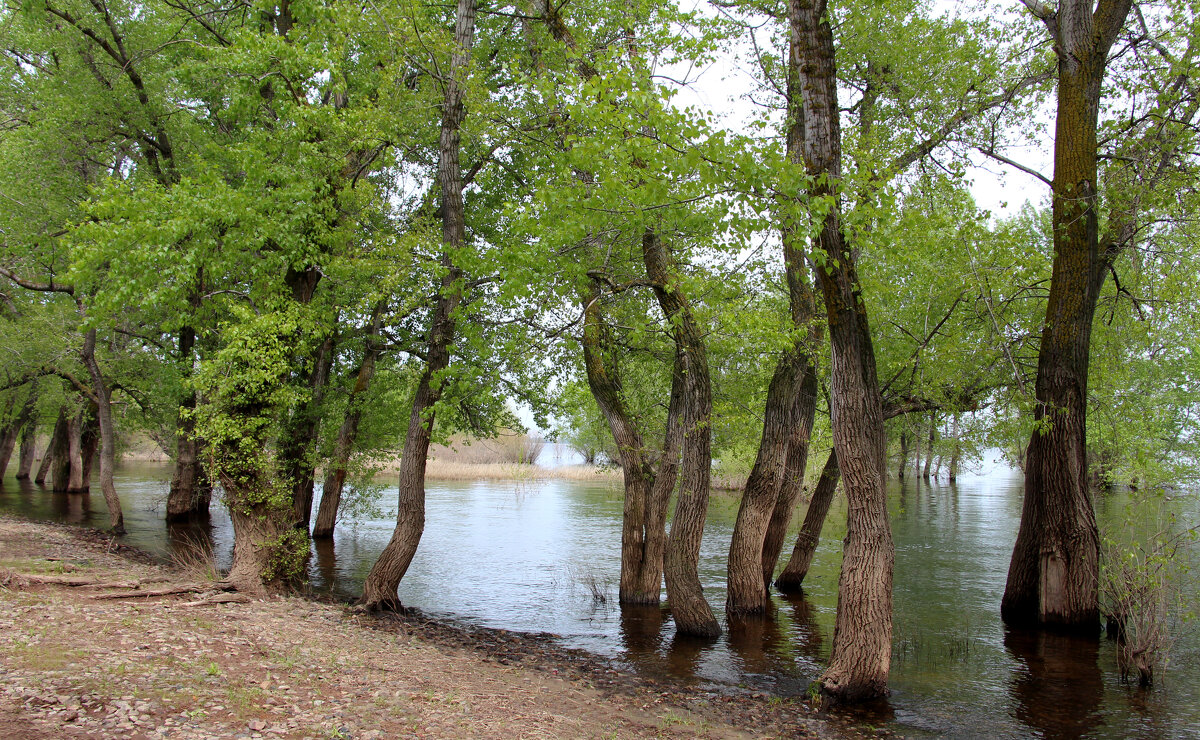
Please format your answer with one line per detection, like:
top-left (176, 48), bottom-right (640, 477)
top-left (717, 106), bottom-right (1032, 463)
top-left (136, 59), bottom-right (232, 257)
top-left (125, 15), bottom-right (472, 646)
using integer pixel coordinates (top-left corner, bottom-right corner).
top-left (2, 461), bottom-right (1197, 738)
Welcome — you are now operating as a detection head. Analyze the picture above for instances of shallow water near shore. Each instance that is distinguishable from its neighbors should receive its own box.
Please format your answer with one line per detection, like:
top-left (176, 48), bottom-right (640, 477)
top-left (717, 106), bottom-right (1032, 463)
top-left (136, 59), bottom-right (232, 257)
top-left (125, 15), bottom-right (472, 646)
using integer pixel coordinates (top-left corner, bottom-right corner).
top-left (2, 461), bottom-right (1198, 738)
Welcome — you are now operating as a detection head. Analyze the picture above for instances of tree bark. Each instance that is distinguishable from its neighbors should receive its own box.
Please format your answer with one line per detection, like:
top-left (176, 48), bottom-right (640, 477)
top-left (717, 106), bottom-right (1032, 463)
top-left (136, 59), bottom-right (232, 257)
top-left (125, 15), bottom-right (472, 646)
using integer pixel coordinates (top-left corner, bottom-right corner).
top-left (776, 449), bottom-right (841, 592)
top-left (793, 0), bottom-right (893, 702)
top-left (1002, 0), bottom-right (1132, 632)
top-left (16, 419), bottom-right (37, 479)
top-left (168, 327), bottom-right (212, 522)
top-left (727, 349), bottom-right (811, 617)
top-left (79, 405), bottom-right (99, 490)
top-left (65, 410), bottom-right (86, 492)
top-left (359, 0), bottom-right (475, 610)
top-left (81, 327), bottom-right (124, 533)
top-left (313, 309), bottom-right (384, 539)
top-left (922, 412), bottom-right (935, 480)
top-left (730, 30), bottom-right (823, 610)
top-left (581, 285), bottom-right (673, 604)
top-left (948, 414), bottom-right (960, 482)
top-left (0, 426), bottom-right (17, 478)
top-left (37, 407), bottom-right (68, 486)
top-left (643, 230), bottom-right (720, 639)
top-left (284, 333), bottom-right (335, 531)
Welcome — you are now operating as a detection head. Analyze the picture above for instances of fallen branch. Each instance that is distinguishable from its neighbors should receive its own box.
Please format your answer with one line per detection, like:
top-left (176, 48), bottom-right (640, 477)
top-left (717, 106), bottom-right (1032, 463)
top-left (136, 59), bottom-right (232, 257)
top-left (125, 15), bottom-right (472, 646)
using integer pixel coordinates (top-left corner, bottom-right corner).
top-left (175, 593), bottom-right (252, 608)
top-left (90, 584), bottom-right (208, 600)
top-left (4, 573), bottom-right (140, 589)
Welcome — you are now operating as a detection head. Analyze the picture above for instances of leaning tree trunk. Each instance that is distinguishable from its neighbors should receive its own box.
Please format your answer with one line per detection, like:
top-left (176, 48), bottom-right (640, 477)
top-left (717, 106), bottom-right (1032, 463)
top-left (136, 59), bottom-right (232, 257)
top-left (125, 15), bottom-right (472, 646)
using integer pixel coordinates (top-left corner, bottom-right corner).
top-left (82, 328), bottom-right (124, 533)
top-left (581, 285), bottom-right (672, 604)
top-left (727, 349), bottom-right (810, 617)
top-left (359, 0), bottom-right (475, 610)
top-left (1002, 0), bottom-right (1132, 632)
top-left (0, 425), bottom-right (17, 478)
top-left (776, 450), bottom-right (841, 592)
top-left (37, 407), bottom-right (67, 486)
top-left (644, 230), bottom-right (721, 639)
top-left (313, 312), bottom-right (383, 539)
top-left (730, 43), bottom-right (823, 610)
top-left (761, 382), bottom-right (818, 586)
top-left (794, 0), bottom-right (893, 702)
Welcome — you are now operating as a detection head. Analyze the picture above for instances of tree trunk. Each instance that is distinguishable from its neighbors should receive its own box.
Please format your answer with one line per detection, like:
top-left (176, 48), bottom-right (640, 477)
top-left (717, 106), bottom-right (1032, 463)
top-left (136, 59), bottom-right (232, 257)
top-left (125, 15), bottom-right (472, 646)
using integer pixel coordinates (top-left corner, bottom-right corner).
top-left (313, 310), bottom-right (383, 539)
top-left (16, 420), bottom-right (37, 479)
top-left (168, 327), bottom-right (212, 522)
top-left (793, 0), bottom-right (893, 702)
top-left (359, 0), bottom-right (475, 610)
top-left (79, 405), bottom-right (99, 490)
top-left (727, 349), bottom-right (811, 617)
top-left (644, 230), bottom-right (720, 639)
top-left (224, 485), bottom-right (297, 594)
top-left (581, 284), bottom-right (671, 604)
top-left (81, 327), bottom-right (124, 533)
top-left (776, 449), bottom-right (841, 592)
top-left (284, 333), bottom-right (335, 531)
top-left (37, 407), bottom-right (68, 486)
top-left (922, 412), bottom-right (935, 480)
top-left (898, 432), bottom-right (907, 479)
top-left (737, 36), bottom-right (823, 604)
top-left (167, 420), bottom-right (211, 522)
top-left (65, 411), bottom-right (85, 492)
top-left (761, 385), bottom-right (817, 585)
top-left (1002, 0), bottom-right (1131, 632)
top-left (0, 426), bottom-right (17, 478)
top-left (948, 414), bottom-right (960, 482)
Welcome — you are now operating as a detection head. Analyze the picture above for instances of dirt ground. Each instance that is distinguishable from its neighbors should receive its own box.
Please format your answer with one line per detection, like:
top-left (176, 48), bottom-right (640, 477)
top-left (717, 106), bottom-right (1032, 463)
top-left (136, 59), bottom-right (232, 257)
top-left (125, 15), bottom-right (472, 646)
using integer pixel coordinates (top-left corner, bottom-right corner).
top-left (0, 515), bottom-right (867, 740)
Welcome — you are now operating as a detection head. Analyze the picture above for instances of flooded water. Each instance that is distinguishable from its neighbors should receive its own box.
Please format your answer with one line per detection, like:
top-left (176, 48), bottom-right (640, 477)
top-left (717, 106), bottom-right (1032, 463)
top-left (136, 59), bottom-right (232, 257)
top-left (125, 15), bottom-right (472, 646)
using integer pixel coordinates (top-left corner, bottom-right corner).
top-left (2, 461), bottom-right (1198, 738)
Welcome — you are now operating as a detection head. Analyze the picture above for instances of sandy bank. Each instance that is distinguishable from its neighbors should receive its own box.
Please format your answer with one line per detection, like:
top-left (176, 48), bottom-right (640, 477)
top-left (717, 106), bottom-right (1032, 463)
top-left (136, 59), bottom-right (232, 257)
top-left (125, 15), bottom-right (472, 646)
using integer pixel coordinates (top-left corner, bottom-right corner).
top-left (0, 515), bottom-right (855, 740)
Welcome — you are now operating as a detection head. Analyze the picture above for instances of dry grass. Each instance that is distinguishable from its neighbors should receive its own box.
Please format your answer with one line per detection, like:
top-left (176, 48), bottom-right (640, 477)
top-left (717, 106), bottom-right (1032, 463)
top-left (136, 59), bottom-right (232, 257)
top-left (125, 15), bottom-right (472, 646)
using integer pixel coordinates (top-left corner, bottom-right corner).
top-left (412, 460), bottom-right (621, 484)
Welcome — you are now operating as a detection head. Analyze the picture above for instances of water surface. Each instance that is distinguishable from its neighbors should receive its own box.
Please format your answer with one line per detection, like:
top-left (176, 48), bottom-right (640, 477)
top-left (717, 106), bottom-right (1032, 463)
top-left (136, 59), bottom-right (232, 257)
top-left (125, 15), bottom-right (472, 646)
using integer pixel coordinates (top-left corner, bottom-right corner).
top-left (2, 462), bottom-right (1197, 738)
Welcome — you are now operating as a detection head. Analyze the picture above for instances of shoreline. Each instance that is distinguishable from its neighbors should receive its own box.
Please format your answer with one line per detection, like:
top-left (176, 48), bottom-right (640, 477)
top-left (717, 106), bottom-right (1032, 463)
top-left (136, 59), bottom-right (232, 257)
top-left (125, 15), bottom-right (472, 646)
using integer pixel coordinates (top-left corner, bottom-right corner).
top-left (0, 513), bottom-right (860, 739)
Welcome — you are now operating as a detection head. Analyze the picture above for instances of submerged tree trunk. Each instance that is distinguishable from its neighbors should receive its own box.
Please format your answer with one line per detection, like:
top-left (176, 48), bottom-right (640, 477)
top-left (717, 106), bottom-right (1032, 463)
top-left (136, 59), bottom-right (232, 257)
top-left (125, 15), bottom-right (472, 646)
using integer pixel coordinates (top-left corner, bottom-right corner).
top-left (79, 406), bottom-right (99, 490)
top-left (948, 414), bottom-right (960, 482)
top-left (898, 431), bottom-right (908, 479)
top-left (313, 311), bottom-right (384, 539)
top-left (359, 0), bottom-right (475, 610)
top-left (794, 0), bottom-right (893, 702)
top-left (16, 420), bottom-right (37, 479)
top-left (581, 285), bottom-right (672, 604)
top-left (761, 390), bottom-right (817, 585)
top-left (1002, 0), bottom-right (1131, 632)
top-left (922, 412), bottom-right (935, 480)
top-left (776, 450), bottom-right (841, 592)
top-left (0, 425), bottom-right (17, 478)
top-left (644, 230), bottom-right (720, 639)
top-left (168, 327), bottom-right (212, 522)
top-left (730, 34), bottom-right (823, 610)
top-left (38, 407), bottom-right (68, 486)
top-left (81, 328), bottom-right (124, 533)
top-left (727, 349), bottom-right (812, 617)
top-left (284, 333), bottom-right (335, 531)
top-left (65, 411), bottom-right (86, 492)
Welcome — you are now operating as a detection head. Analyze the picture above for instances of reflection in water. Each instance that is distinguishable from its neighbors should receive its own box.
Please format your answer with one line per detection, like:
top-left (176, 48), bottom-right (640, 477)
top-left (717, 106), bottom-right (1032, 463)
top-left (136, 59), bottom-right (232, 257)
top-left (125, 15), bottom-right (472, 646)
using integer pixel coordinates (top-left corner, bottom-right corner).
top-left (1004, 628), bottom-right (1103, 739)
top-left (312, 536), bottom-right (339, 592)
top-left (778, 591), bottom-right (826, 669)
